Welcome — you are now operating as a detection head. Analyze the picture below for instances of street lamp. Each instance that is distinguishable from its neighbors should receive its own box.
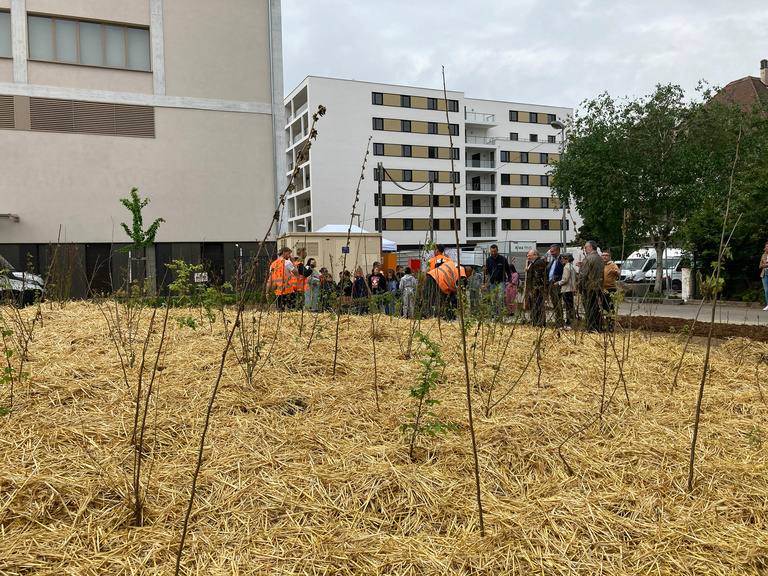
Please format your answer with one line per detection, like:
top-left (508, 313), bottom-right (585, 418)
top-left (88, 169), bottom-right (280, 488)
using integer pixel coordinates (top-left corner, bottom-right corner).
top-left (550, 120), bottom-right (567, 250)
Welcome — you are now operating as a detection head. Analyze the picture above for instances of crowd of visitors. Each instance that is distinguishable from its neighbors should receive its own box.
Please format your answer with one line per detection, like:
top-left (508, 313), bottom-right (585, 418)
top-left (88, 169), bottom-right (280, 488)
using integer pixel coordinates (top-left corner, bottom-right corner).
top-left (266, 242), bottom-right (624, 331)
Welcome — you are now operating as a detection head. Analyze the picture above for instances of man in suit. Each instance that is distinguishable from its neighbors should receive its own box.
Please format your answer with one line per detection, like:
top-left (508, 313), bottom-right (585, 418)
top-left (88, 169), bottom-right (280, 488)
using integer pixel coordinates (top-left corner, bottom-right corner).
top-left (525, 249), bottom-right (548, 327)
top-left (547, 244), bottom-right (565, 327)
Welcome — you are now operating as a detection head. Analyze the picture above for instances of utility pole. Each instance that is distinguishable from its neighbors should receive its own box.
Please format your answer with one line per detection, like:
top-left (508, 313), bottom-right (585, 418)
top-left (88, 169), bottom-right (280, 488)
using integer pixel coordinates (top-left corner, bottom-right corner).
top-left (377, 162), bottom-right (383, 236)
top-left (429, 180), bottom-right (434, 243)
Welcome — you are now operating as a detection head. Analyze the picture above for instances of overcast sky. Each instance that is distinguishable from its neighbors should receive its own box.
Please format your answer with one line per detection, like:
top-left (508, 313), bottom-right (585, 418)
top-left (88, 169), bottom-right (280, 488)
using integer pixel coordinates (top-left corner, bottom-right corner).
top-left (281, 0), bottom-right (768, 112)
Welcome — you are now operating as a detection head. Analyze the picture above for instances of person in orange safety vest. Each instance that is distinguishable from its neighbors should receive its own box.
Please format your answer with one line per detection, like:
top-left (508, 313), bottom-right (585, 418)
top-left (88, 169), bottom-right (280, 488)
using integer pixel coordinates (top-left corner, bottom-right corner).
top-left (266, 246), bottom-right (294, 310)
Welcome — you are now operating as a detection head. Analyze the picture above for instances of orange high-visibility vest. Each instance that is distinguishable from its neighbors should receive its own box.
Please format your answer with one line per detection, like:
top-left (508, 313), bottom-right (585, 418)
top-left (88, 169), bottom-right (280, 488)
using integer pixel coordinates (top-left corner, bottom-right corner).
top-left (427, 260), bottom-right (459, 295)
top-left (291, 258), bottom-right (308, 292)
top-left (270, 258), bottom-right (292, 295)
top-left (428, 254), bottom-right (451, 271)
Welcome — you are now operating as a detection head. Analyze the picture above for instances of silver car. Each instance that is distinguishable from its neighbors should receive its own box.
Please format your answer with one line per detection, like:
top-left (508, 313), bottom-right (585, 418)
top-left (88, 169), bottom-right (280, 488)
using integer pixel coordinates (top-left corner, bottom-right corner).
top-left (0, 255), bottom-right (45, 305)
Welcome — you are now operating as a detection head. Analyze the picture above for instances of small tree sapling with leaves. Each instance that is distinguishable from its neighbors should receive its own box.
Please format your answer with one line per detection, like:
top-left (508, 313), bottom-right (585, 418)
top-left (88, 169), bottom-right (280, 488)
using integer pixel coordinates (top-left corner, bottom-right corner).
top-left (119, 188), bottom-right (165, 294)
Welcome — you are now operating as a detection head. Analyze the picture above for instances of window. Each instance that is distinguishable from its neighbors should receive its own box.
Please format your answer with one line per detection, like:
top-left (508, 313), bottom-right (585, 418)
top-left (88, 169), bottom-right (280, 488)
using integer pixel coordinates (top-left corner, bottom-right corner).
top-left (373, 143), bottom-right (384, 155)
top-left (402, 145), bottom-right (412, 157)
top-left (403, 219), bottom-right (414, 231)
top-left (375, 219), bottom-right (386, 231)
top-left (548, 135), bottom-right (556, 144)
top-left (451, 172), bottom-right (460, 184)
top-left (520, 152), bottom-right (528, 163)
top-left (374, 193), bottom-right (384, 206)
top-left (510, 132), bottom-right (518, 141)
top-left (373, 167), bottom-right (381, 180)
top-left (541, 220), bottom-right (550, 230)
top-left (372, 92), bottom-right (383, 105)
top-left (401, 95), bottom-right (411, 108)
top-left (28, 16), bottom-right (151, 70)
top-left (521, 219), bottom-right (530, 230)
top-left (530, 134), bottom-right (538, 142)
top-left (529, 112), bottom-right (538, 123)
top-left (429, 171), bottom-right (439, 182)
top-left (372, 118), bottom-right (384, 131)
top-left (0, 11), bottom-right (10, 58)
top-left (548, 114), bottom-right (557, 123)
top-left (521, 175), bottom-right (529, 186)
top-left (402, 170), bottom-right (412, 182)
top-left (448, 100), bottom-right (459, 112)
top-left (428, 122), bottom-right (438, 134)
top-left (501, 219), bottom-right (511, 230)
top-left (452, 148), bottom-right (460, 160)
top-left (562, 220), bottom-right (569, 230)
top-left (449, 124), bottom-right (459, 136)
top-left (402, 194), bottom-right (413, 206)
top-left (449, 219), bottom-right (460, 231)
top-left (427, 97), bottom-right (438, 110)
top-left (500, 151), bottom-right (509, 163)
top-left (509, 110), bottom-right (518, 122)
top-left (541, 175), bottom-right (549, 186)
top-left (501, 197), bottom-right (511, 208)
top-left (401, 120), bottom-right (411, 132)
top-left (501, 174), bottom-right (510, 186)
top-left (521, 197), bottom-right (529, 208)
top-left (428, 146), bottom-right (438, 159)
top-left (540, 153), bottom-right (549, 163)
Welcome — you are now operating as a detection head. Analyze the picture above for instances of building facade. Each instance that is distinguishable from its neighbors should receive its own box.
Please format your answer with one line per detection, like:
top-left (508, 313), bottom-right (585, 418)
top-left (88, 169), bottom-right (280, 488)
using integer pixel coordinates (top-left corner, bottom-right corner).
top-left (284, 76), bottom-right (578, 250)
top-left (0, 0), bottom-right (285, 294)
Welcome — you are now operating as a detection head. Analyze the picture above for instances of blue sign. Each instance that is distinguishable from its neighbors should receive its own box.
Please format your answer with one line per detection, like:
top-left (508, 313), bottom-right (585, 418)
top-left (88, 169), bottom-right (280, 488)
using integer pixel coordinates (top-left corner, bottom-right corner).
top-left (341, 247), bottom-right (350, 254)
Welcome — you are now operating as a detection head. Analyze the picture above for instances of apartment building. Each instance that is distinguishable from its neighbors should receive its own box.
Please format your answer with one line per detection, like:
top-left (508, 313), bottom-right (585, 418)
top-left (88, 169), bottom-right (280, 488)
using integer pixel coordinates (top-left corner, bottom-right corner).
top-left (284, 76), bottom-right (577, 250)
top-left (0, 0), bottom-right (285, 295)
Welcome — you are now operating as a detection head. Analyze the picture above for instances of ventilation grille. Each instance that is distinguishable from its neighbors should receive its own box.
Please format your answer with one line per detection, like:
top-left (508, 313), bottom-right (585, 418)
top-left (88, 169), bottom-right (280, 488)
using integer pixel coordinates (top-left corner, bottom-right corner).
top-left (28, 97), bottom-right (154, 137)
top-left (0, 95), bottom-right (14, 129)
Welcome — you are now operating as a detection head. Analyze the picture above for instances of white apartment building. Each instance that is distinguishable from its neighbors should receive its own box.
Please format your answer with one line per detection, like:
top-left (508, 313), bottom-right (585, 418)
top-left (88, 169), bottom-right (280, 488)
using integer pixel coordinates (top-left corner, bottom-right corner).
top-left (284, 76), bottom-right (578, 250)
top-left (0, 0), bottom-right (285, 295)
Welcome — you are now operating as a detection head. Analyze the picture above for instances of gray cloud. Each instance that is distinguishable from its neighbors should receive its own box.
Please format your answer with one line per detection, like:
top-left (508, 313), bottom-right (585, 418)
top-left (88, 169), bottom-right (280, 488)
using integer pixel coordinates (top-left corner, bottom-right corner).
top-left (282, 0), bottom-right (768, 110)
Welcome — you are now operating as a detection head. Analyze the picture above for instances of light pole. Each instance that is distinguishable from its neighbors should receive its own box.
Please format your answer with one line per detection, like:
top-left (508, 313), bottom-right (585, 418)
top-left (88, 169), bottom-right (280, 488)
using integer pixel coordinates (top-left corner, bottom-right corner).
top-left (550, 120), bottom-right (566, 250)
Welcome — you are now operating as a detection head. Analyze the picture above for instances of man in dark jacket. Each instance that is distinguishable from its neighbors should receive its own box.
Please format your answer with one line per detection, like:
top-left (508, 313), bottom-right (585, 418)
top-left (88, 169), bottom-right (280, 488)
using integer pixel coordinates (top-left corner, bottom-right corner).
top-left (525, 249), bottom-right (547, 327)
top-left (578, 240), bottom-right (605, 332)
top-left (547, 244), bottom-right (565, 327)
top-left (484, 244), bottom-right (511, 316)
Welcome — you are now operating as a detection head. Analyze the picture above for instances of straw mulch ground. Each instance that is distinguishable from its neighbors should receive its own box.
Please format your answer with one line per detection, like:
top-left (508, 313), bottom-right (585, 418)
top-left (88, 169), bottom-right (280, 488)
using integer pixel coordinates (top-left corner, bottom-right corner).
top-left (2, 302), bottom-right (768, 575)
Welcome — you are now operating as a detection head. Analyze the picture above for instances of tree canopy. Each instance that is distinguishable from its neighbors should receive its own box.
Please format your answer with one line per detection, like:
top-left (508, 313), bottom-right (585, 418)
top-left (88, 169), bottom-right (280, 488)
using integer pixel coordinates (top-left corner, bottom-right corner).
top-left (550, 83), bottom-right (768, 296)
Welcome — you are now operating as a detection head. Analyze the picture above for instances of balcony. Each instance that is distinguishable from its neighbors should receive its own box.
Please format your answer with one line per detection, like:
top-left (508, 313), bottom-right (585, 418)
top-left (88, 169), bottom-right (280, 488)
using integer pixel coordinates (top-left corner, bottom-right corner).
top-left (288, 205), bottom-right (312, 218)
top-left (468, 182), bottom-right (496, 192)
top-left (292, 129), bottom-right (308, 146)
top-left (466, 223), bottom-right (497, 239)
top-left (466, 159), bottom-right (495, 170)
top-left (286, 102), bottom-right (308, 124)
top-left (467, 206), bottom-right (496, 215)
top-left (465, 136), bottom-right (497, 147)
top-left (465, 111), bottom-right (498, 128)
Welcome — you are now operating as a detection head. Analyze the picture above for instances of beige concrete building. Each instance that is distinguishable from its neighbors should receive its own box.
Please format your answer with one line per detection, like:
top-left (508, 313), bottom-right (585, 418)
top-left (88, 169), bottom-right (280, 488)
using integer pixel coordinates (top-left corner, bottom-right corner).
top-left (0, 0), bottom-right (285, 294)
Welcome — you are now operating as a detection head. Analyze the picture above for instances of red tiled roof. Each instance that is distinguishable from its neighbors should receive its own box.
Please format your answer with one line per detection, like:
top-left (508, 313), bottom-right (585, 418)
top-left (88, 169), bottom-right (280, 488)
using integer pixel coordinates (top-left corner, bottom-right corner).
top-left (714, 76), bottom-right (768, 111)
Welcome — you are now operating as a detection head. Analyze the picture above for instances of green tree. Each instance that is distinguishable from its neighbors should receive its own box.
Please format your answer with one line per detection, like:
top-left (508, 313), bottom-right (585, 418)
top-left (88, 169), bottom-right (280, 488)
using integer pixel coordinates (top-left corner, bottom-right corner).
top-left (119, 188), bottom-right (165, 254)
top-left (550, 84), bottom-right (708, 291)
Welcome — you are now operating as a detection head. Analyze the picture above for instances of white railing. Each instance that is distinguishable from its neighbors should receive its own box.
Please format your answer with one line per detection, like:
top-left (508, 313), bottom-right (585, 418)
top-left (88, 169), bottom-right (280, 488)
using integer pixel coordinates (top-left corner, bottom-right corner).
top-left (469, 183), bottom-right (495, 192)
top-left (465, 136), bottom-right (496, 145)
top-left (467, 226), bottom-right (496, 238)
top-left (467, 207), bottom-right (496, 215)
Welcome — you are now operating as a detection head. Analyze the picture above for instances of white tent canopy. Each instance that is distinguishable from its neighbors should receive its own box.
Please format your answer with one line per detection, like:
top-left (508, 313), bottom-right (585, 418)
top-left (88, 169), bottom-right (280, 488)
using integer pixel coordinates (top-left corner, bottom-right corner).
top-left (315, 225), bottom-right (397, 252)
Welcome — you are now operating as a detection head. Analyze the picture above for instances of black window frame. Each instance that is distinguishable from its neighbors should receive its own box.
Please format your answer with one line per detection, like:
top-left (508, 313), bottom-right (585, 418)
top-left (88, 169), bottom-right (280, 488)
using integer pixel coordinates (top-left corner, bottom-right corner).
top-left (400, 95), bottom-right (411, 108)
top-left (510, 132), bottom-right (518, 141)
top-left (373, 143), bottom-right (384, 156)
top-left (530, 134), bottom-right (538, 142)
top-left (520, 152), bottom-right (528, 163)
top-left (401, 120), bottom-right (411, 132)
top-left (521, 197), bottom-right (529, 208)
top-left (452, 148), bottom-right (460, 160)
top-left (529, 112), bottom-right (538, 123)
top-left (541, 197), bottom-right (549, 208)
top-left (500, 151), bottom-right (510, 163)
top-left (428, 122), bottom-right (438, 134)
top-left (403, 218), bottom-right (414, 231)
top-left (548, 134), bottom-right (556, 144)
top-left (521, 219), bottom-right (530, 230)
top-left (449, 124), bottom-right (459, 136)
top-left (429, 170), bottom-right (439, 182)
top-left (427, 97), bottom-right (438, 110)
top-left (540, 153), bottom-right (548, 163)
top-left (541, 220), bottom-right (550, 230)
top-left (372, 118), bottom-right (384, 131)
top-left (521, 175), bottom-right (529, 186)
top-left (402, 170), bottom-right (413, 182)
top-left (372, 92), bottom-right (383, 105)
top-left (501, 219), bottom-right (511, 230)
top-left (501, 174), bottom-right (510, 186)
top-left (428, 146), bottom-right (438, 159)
top-left (547, 113), bottom-right (557, 123)
top-left (402, 144), bottom-right (412, 157)
top-left (448, 100), bottom-right (459, 112)
top-left (509, 110), bottom-right (518, 122)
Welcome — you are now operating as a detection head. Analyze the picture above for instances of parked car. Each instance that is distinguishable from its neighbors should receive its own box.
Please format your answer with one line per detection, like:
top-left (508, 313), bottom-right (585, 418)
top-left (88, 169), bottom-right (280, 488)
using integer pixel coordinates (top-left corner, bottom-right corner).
top-left (0, 255), bottom-right (46, 305)
top-left (644, 257), bottom-right (683, 291)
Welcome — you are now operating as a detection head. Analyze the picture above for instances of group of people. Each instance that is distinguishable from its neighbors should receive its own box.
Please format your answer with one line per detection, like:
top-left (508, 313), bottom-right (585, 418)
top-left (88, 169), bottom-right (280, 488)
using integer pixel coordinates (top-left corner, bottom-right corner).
top-left (266, 241), bottom-right (624, 331)
top-left (523, 240), bottom-right (620, 332)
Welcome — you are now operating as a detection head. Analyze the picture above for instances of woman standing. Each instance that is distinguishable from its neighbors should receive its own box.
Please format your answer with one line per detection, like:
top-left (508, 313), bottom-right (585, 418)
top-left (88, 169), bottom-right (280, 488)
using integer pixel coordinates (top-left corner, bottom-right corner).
top-left (558, 254), bottom-right (577, 330)
top-left (303, 258), bottom-right (321, 311)
top-left (505, 264), bottom-right (520, 314)
top-left (385, 268), bottom-right (398, 315)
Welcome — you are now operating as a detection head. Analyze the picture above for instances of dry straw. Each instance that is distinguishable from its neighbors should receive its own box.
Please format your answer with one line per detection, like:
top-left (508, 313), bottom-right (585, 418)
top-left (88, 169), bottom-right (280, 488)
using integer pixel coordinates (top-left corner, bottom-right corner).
top-left (1, 302), bottom-right (768, 574)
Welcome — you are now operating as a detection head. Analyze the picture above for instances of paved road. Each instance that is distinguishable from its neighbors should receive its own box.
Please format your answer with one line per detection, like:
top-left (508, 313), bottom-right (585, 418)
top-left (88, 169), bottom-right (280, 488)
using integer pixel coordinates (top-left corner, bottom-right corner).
top-left (617, 299), bottom-right (768, 326)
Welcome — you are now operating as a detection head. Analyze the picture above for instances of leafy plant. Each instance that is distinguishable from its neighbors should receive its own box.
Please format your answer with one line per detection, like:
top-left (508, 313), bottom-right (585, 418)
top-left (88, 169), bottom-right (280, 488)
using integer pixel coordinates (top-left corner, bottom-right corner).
top-left (119, 188), bottom-right (165, 254)
top-left (400, 331), bottom-right (457, 461)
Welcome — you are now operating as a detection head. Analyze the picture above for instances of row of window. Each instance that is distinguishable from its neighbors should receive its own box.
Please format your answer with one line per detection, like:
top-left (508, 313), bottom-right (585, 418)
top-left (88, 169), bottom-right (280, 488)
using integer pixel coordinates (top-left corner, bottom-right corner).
top-left (501, 219), bottom-right (569, 231)
top-left (372, 117), bottom-right (460, 136)
top-left (373, 143), bottom-right (460, 160)
top-left (509, 111), bottom-right (558, 125)
top-left (510, 133), bottom-right (557, 144)
top-left (372, 92), bottom-right (460, 113)
top-left (500, 151), bottom-right (556, 164)
top-left (500, 174), bottom-right (550, 186)
top-left (374, 218), bottom-right (460, 232)
top-left (501, 196), bottom-right (560, 209)
top-left (0, 12), bottom-right (150, 71)
top-left (373, 168), bottom-right (461, 184)
top-left (374, 194), bottom-right (460, 207)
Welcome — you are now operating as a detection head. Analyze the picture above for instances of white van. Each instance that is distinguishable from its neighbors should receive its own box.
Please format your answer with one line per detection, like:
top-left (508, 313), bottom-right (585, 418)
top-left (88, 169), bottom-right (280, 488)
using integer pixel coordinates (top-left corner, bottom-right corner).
top-left (620, 248), bottom-right (682, 285)
top-left (644, 253), bottom-right (684, 291)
